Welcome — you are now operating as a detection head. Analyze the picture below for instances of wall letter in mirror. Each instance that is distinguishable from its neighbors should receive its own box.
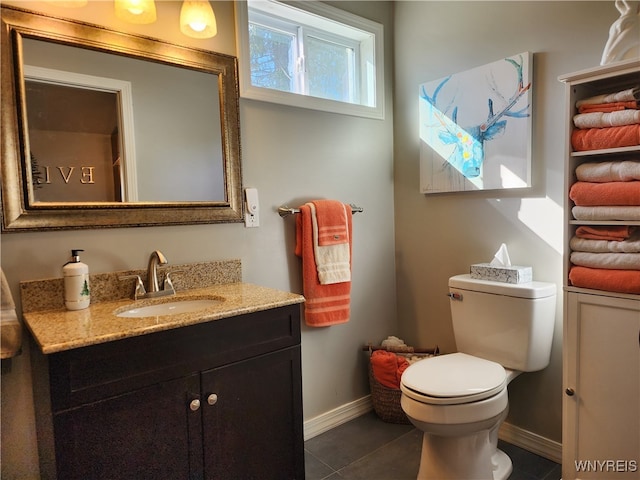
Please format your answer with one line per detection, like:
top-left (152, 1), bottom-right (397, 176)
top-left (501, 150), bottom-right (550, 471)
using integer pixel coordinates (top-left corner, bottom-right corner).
top-left (1, 6), bottom-right (243, 231)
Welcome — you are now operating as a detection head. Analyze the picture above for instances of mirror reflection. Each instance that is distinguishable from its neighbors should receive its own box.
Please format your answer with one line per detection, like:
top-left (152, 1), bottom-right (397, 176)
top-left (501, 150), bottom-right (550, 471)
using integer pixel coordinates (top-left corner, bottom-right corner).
top-left (23, 38), bottom-right (225, 204)
top-left (0, 6), bottom-right (243, 231)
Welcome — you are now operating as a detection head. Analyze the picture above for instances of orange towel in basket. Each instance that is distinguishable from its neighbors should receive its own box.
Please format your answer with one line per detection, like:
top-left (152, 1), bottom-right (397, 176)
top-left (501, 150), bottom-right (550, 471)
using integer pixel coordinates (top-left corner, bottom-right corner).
top-left (371, 350), bottom-right (409, 389)
top-left (295, 201), bottom-right (352, 327)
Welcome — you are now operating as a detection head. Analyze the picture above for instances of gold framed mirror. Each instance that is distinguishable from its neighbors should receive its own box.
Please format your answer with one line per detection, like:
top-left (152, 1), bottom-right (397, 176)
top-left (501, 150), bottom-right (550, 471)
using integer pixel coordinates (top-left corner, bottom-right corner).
top-left (1, 6), bottom-right (243, 231)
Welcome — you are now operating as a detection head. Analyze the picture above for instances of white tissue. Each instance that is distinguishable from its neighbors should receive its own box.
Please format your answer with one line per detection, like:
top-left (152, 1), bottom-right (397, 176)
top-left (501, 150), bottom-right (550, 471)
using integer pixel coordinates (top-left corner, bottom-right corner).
top-left (490, 243), bottom-right (512, 267)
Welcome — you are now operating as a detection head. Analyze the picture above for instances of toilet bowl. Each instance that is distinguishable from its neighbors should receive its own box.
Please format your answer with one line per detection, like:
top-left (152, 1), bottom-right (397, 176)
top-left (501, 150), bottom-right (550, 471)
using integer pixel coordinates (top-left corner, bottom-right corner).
top-left (400, 274), bottom-right (556, 480)
top-left (400, 353), bottom-right (519, 480)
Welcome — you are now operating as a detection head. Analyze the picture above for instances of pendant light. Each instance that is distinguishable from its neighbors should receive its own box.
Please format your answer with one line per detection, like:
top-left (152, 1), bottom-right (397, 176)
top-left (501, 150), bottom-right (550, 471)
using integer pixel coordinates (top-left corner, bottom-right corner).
top-left (115, 0), bottom-right (157, 25)
top-left (180, 0), bottom-right (217, 39)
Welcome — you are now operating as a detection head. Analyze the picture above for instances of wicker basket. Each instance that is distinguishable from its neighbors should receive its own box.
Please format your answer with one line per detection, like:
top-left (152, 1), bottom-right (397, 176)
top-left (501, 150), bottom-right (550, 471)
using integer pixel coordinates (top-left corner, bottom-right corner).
top-left (368, 362), bottom-right (411, 424)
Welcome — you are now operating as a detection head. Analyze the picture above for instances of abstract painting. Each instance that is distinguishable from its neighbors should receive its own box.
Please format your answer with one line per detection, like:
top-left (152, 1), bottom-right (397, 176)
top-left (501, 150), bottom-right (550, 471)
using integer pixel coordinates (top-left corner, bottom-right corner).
top-left (419, 52), bottom-right (533, 193)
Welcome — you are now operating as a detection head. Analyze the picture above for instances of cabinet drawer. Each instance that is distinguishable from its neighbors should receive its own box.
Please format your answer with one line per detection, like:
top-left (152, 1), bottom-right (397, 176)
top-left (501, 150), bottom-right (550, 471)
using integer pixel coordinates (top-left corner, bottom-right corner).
top-left (47, 304), bottom-right (301, 410)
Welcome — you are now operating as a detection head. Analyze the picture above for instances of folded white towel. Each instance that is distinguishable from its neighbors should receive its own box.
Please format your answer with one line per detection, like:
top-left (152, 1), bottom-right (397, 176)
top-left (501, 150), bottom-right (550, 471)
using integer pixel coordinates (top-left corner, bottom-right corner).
top-left (570, 251), bottom-right (640, 270)
top-left (570, 231), bottom-right (640, 253)
top-left (573, 109), bottom-right (640, 129)
top-left (575, 160), bottom-right (640, 182)
top-left (576, 87), bottom-right (640, 107)
top-left (573, 205), bottom-right (640, 221)
top-left (309, 202), bottom-right (351, 285)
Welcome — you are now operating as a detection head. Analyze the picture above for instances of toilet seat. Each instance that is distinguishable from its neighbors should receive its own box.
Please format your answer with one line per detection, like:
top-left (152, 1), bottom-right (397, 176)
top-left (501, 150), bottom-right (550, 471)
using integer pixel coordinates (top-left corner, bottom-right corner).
top-left (401, 353), bottom-right (507, 405)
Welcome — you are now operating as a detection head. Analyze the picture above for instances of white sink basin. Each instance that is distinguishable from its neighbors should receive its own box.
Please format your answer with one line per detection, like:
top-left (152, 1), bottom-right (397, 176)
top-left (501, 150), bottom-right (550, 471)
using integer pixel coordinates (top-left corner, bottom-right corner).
top-left (116, 298), bottom-right (222, 318)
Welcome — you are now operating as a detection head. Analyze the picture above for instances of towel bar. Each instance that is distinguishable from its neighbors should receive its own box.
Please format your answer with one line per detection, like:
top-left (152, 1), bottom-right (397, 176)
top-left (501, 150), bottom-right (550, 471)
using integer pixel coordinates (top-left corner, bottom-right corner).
top-left (278, 204), bottom-right (363, 217)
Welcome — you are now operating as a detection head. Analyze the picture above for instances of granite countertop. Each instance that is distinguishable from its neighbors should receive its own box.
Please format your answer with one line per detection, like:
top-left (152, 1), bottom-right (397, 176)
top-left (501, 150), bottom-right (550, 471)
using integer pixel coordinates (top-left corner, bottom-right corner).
top-left (23, 283), bottom-right (305, 354)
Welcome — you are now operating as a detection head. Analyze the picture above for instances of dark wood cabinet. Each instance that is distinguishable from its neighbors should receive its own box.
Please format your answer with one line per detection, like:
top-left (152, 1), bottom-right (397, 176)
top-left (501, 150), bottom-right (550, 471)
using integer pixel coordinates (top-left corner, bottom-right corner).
top-left (32, 305), bottom-right (304, 479)
top-left (201, 348), bottom-right (303, 479)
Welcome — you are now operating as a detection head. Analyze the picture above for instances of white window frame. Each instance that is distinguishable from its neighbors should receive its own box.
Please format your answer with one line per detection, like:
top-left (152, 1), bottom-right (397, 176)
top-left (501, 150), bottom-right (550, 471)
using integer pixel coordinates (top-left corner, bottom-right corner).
top-left (235, 0), bottom-right (384, 120)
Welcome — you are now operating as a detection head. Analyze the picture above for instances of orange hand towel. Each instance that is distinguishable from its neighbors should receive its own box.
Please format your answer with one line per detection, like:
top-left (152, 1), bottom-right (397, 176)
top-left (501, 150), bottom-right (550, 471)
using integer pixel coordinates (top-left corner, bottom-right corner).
top-left (569, 266), bottom-right (640, 295)
top-left (575, 225), bottom-right (636, 242)
top-left (309, 200), bottom-right (351, 284)
top-left (370, 350), bottom-right (409, 389)
top-left (569, 181), bottom-right (640, 206)
top-left (571, 125), bottom-right (640, 151)
top-left (296, 202), bottom-right (352, 327)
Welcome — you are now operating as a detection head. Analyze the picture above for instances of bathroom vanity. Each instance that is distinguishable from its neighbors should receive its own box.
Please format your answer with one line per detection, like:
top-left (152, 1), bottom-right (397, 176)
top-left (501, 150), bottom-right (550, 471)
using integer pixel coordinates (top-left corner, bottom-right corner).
top-left (23, 272), bottom-right (305, 480)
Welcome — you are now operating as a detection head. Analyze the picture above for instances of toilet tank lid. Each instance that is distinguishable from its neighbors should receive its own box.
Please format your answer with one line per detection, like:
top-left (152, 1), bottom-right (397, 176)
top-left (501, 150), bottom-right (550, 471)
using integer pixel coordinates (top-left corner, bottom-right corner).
top-left (449, 274), bottom-right (556, 299)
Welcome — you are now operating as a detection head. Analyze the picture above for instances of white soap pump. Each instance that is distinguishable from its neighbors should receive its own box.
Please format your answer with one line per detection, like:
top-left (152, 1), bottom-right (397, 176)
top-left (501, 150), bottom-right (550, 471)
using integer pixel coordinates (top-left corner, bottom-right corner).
top-left (63, 249), bottom-right (90, 311)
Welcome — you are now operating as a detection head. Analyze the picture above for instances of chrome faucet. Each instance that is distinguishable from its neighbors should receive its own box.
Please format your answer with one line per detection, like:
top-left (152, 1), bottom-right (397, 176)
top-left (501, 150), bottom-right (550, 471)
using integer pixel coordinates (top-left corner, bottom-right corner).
top-left (147, 250), bottom-right (168, 294)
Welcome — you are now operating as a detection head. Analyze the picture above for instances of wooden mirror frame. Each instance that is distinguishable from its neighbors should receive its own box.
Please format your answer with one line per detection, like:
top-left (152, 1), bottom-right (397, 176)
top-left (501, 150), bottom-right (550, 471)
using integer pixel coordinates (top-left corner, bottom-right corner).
top-left (1, 6), bottom-right (243, 231)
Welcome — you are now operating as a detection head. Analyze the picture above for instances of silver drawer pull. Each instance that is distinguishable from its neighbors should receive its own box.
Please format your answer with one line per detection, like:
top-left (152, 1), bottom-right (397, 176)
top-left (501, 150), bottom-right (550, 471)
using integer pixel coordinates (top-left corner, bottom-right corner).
top-left (207, 394), bottom-right (218, 406)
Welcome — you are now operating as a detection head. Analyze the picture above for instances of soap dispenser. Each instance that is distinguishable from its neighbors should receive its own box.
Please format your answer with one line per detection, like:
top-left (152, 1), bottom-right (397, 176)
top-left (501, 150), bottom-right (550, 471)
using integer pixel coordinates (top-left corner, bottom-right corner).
top-left (63, 249), bottom-right (90, 310)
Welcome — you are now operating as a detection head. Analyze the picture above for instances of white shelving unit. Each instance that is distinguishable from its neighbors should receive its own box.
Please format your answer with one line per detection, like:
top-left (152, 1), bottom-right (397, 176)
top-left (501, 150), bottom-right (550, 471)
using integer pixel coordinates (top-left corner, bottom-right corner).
top-left (558, 58), bottom-right (640, 480)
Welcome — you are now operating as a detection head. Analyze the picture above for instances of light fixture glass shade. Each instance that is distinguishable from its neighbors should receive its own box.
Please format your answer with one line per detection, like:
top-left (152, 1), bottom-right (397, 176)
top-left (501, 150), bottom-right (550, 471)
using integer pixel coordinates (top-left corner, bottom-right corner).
top-left (115, 0), bottom-right (157, 24)
top-left (180, 1), bottom-right (217, 39)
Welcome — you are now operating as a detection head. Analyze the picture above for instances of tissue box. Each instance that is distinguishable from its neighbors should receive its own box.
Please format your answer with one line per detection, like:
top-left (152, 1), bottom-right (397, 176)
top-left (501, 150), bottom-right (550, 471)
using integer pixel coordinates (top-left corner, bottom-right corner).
top-left (470, 264), bottom-right (533, 284)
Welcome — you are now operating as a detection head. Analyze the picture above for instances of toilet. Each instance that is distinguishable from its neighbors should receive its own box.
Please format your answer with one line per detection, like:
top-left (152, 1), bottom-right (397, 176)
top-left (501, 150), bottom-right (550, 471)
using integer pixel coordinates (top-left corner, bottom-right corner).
top-left (400, 274), bottom-right (556, 480)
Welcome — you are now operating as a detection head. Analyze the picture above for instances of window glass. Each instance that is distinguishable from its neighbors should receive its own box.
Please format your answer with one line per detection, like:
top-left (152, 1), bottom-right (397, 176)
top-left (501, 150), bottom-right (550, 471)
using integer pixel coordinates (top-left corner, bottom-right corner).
top-left (235, 0), bottom-right (384, 119)
top-left (306, 34), bottom-right (355, 103)
top-left (249, 23), bottom-right (295, 92)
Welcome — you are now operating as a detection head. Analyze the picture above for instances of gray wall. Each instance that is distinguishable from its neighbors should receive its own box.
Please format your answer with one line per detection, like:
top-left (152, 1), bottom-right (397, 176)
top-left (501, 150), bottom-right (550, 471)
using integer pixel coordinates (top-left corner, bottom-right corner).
top-left (0, 2), bottom-right (395, 477)
top-left (393, 1), bottom-right (618, 443)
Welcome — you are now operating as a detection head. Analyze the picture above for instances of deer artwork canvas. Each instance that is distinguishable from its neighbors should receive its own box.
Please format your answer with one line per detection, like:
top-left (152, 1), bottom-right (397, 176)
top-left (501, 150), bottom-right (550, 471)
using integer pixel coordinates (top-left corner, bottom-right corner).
top-left (419, 52), bottom-right (533, 193)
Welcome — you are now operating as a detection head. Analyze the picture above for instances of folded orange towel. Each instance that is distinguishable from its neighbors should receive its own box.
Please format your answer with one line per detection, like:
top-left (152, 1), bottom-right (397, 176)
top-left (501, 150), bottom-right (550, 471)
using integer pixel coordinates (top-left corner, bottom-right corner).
top-left (575, 225), bottom-right (636, 242)
top-left (578, 101), bottom-right (638, 114)
top-left (313, 200), bottom-right (350, 246)
top-left (309, 200), bottom-right (351, 285)
top-left (569, 266), bottom-right (640, 294)
top-left (571, 125), bottom-right (640, 151)
top-left (569, 181), bottom-right (640, 206)
top-left (295, 203), bottom-right (352, 327)
top-left (370, 350), bottom-right (410, 389)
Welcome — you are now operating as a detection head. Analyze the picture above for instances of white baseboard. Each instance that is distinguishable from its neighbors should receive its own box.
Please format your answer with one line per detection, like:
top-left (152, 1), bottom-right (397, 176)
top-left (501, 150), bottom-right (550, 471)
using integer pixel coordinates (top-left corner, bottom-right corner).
top-left (303, 397), bottom-right (562, 466)
top-left (499, 421), bottom-right (562, 464)
top-left (303, 395), bottom-right (373, 441)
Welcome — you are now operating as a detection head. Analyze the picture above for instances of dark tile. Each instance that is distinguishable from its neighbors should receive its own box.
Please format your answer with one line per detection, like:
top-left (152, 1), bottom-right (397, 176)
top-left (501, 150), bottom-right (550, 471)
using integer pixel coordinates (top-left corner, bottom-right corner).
top-left (304, 412), bottom-right (414, 471)
top-left (541, 464), bottom-right (562, 480)
top-left (305, 450), bottom-right (336, 480)
top-left (305, 413), bottom-right (560, 480)
top-left (499, 441), bottom-right (559, 479)
top-left (324, 474), bottom-right (346, 480)
top-left (338, 428), bottom-right (422, 480)
top-left (508, 470), bottom-right (538, 480)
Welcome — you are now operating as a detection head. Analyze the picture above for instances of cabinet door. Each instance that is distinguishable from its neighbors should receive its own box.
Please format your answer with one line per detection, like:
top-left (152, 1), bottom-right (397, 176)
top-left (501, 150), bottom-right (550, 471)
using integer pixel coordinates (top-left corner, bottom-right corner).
top-left (201, 347), bottom-right (304, 480)
top-left (54, 374), bottom-right (203, 480)
top-left (563, 293), bottom-right (640, 480)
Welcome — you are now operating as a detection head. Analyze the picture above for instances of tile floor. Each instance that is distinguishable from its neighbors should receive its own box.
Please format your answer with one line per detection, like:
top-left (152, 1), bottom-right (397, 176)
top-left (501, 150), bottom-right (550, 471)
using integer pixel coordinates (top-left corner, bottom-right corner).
top-left (304, 412), bottom-right (562, 480)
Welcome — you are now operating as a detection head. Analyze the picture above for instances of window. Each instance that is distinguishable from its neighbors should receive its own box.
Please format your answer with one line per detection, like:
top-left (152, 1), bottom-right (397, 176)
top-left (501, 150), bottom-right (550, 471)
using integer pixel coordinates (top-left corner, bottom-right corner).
top-left (235, 1), bottom-right (384, 119)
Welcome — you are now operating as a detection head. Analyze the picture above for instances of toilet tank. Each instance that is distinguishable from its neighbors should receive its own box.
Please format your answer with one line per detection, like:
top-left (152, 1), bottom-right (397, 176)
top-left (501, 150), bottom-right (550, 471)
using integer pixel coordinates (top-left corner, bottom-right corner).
top-left (448, 274), bottom-right (557, 372)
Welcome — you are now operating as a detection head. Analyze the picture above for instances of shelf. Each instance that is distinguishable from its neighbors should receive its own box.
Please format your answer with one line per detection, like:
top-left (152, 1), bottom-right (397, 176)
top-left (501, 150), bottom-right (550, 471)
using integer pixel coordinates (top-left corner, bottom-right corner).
top-left (570, 145), bottom-right (640, 157)
top-left (569, 220), bottom-right (640, 226)
top-left (563, 285), bottom-right (640, 301)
